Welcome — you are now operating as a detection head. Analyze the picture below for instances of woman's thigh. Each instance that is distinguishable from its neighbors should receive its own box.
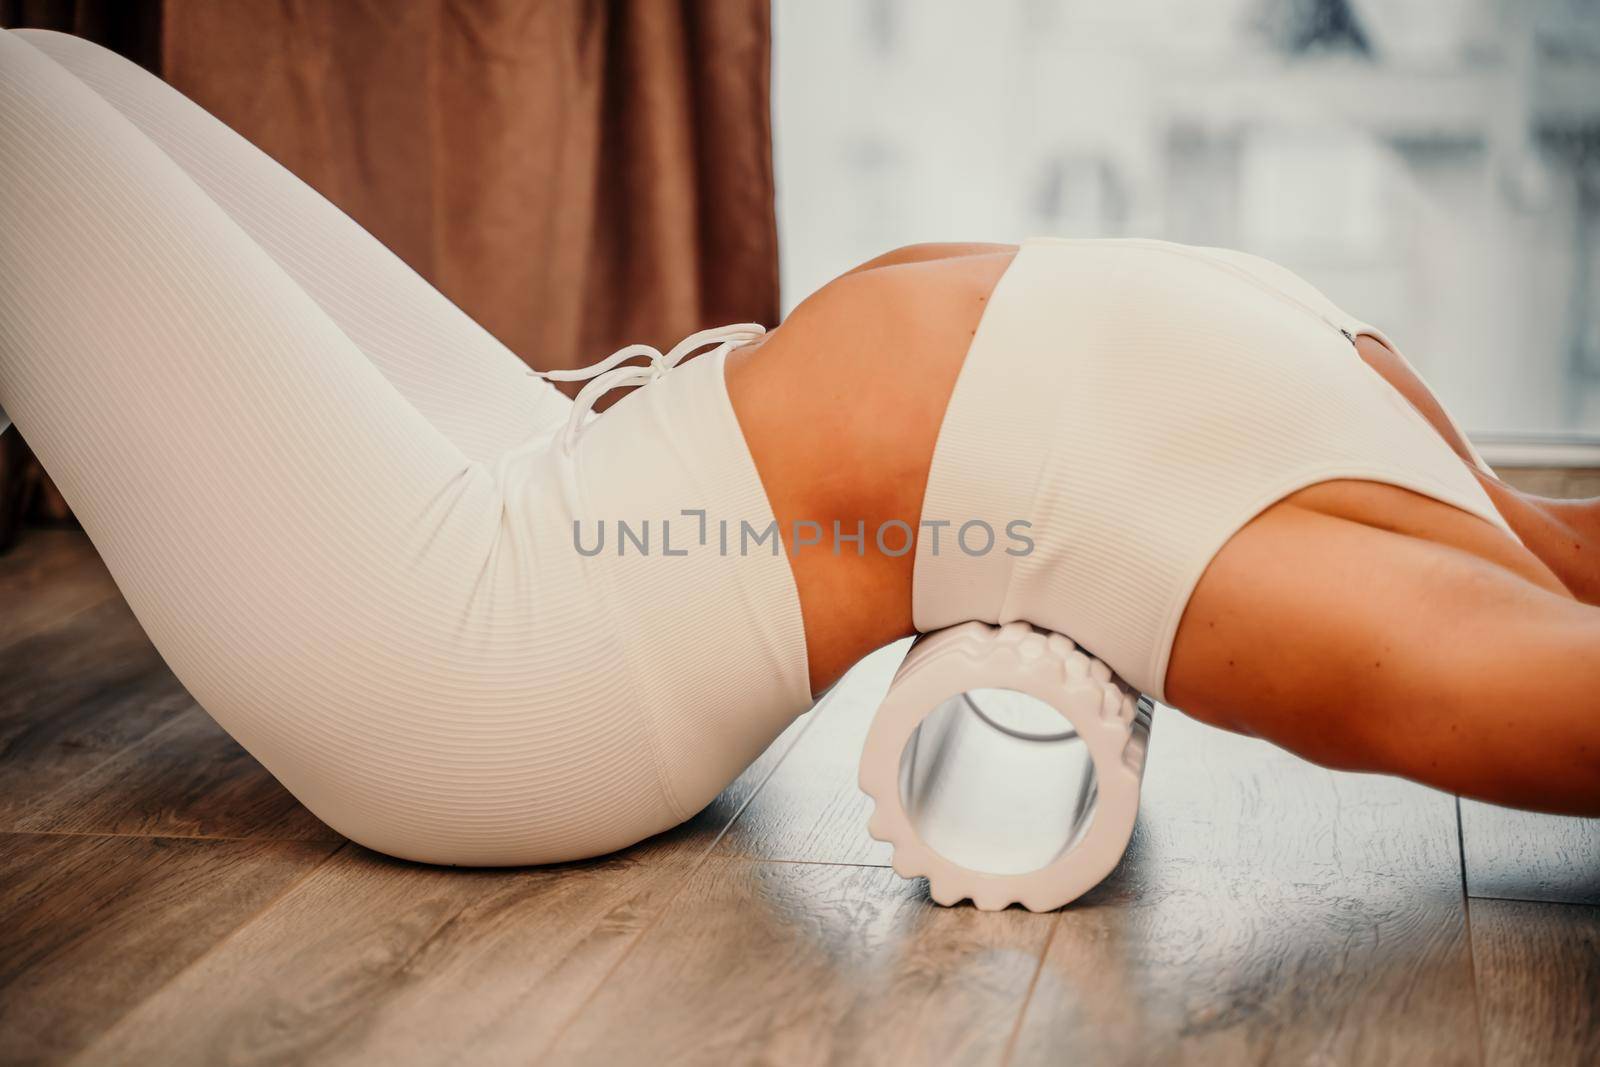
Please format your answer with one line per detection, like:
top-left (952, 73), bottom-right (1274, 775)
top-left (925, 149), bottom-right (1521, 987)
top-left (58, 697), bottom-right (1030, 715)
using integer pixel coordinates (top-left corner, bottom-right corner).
top-left (16, 29), bottom-right (563, 463)
top-left (1165, 483), bottom-right (1600, 814)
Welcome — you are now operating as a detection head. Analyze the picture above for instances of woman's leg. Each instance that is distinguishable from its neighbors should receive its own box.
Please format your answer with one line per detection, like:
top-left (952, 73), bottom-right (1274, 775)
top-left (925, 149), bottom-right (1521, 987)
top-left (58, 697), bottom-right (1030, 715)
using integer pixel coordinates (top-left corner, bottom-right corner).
top-left (1166, 483), bottom-right (1600, 815)
top-left (13, 29), bottom-right (567, 463)
top-left (0, 30), bottom-right (680, 863)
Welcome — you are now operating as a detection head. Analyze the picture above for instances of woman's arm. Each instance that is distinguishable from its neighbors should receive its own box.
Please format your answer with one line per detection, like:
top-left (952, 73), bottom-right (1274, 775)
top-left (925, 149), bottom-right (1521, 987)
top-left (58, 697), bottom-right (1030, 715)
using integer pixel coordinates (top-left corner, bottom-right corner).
top-left (1167, 483), bottom-right (1600, 816)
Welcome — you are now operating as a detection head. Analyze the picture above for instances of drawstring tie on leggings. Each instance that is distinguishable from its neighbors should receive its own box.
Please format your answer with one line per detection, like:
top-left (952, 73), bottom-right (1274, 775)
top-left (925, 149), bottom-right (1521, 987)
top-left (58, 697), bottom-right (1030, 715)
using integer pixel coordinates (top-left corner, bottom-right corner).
top-left (532, 323), bottom-right (766, 455)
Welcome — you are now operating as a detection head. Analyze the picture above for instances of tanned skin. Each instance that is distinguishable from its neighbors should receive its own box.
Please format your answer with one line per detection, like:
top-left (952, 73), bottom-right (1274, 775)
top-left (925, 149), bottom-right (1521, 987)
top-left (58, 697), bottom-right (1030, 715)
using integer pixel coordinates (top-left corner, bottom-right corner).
top-left (724, 243), bottom-right (1600, 817)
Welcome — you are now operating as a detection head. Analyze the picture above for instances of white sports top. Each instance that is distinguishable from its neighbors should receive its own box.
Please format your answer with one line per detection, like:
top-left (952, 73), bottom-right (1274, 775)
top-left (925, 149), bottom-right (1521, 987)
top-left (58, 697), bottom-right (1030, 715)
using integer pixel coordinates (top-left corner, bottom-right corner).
top-left (915, 237), bottom-right (1513, 704)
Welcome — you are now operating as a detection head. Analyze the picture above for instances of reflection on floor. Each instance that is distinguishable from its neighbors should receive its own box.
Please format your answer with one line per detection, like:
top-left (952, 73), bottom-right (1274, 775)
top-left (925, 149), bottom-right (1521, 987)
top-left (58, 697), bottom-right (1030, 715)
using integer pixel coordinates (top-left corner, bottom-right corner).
top-left (1, 525), bottom-right (1595, 1066)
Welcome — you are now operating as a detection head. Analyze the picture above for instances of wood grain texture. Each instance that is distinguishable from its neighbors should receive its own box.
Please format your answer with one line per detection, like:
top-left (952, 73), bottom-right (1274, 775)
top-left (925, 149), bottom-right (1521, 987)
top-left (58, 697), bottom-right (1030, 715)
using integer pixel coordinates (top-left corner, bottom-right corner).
top-left (1460, 801), bottom-right (1600, 905)
top-left (0, 529), bottom-right (118, 652)
top-left (1470, 898), bottom-right (1600, 1067)
top-left (0, 596), bottom-right (194, 828)
top-left (71, 847), bottom-right (687, 1066)
top-left (544, 857), bottom-right (1053, 1067)
top-left (0, 832), bottom-right (338, 1064)
top-left (1010, 708), bottom-right (1481, 1066)
top-left (15, 703), bottom-right (341, 842)
top-left (8, 525), bottom-right (1600, 1065)
top-left (67, 717), bottom-right (814, 1067)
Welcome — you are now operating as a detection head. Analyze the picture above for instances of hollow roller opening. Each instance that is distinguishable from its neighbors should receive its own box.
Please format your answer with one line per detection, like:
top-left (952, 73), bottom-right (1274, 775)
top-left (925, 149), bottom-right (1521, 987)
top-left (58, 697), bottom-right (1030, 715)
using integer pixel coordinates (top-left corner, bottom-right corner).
top-left (896, 687), bottom-right (1097, 877)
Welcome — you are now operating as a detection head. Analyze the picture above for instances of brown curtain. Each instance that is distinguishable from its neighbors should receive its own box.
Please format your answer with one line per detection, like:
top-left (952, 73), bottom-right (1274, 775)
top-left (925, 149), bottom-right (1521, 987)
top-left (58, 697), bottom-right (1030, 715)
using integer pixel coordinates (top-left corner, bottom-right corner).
top-left (1, 0), bottom-right (781, 551)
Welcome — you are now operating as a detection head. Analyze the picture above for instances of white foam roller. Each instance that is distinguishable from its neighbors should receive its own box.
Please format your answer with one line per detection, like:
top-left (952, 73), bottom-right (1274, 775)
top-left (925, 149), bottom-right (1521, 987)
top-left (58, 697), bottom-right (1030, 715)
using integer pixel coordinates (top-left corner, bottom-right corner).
top-left (858, 620), bottom-right (1153, 912)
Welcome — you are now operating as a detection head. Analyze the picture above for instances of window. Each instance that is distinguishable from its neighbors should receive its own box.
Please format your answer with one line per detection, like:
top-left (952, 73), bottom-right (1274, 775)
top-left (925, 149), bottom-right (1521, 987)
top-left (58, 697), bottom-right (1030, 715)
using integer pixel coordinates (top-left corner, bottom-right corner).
top-left (774, 0), bottom-right (1600, 443)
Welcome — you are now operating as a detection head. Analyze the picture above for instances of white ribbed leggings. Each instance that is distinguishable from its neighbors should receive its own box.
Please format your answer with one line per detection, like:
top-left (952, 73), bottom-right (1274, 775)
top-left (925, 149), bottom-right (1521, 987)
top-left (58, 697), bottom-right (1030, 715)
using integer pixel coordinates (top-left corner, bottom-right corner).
top-left (0, 29), bottom-right (813, 864)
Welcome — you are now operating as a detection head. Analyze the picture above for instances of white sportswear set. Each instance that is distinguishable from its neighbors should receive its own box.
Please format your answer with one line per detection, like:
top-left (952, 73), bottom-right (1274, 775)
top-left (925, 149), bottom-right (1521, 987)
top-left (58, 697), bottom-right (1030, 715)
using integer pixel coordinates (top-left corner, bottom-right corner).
top-left (0, 29), bottom-right (1513, 865)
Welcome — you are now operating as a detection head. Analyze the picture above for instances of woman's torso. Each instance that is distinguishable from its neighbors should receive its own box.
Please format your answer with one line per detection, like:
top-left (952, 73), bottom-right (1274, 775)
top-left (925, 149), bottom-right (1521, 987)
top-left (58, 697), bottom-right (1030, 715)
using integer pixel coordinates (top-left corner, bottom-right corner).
top-left (725, 240), bottom-right (1567, 694)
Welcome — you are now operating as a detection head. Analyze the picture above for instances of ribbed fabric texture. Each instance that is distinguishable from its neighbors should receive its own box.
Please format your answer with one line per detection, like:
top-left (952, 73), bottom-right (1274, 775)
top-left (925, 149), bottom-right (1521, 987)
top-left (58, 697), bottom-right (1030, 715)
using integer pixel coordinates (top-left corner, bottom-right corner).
top-left (16, 29), bottom-right (570, 465)
top-left (915, 237), bottom-right (1513, 705)
top-left (0, 29), bottom-right (811, 865)
top-left (566, 347), bottom-right (812, 817)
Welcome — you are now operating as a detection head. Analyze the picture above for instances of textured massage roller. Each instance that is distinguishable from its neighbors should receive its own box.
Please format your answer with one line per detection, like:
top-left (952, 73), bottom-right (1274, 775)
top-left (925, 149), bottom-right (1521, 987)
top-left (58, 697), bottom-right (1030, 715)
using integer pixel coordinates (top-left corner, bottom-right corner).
top-left (858, 620), bottom-right (1154, 912)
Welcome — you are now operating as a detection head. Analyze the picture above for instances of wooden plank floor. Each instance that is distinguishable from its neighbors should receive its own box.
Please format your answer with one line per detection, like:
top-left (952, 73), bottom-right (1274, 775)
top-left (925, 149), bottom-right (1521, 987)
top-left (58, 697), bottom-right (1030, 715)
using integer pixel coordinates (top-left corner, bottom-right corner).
top-left (2, 527), bottom-right (1597, 1066)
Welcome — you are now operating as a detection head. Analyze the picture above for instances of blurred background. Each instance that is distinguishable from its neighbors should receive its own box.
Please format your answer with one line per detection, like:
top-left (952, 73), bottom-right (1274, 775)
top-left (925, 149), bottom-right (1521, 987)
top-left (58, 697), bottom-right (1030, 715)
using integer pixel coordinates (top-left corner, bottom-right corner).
top-left (774, 0), bottom-right (1600, 450)
top-left (4, 0), bottom-right (1599, 547)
